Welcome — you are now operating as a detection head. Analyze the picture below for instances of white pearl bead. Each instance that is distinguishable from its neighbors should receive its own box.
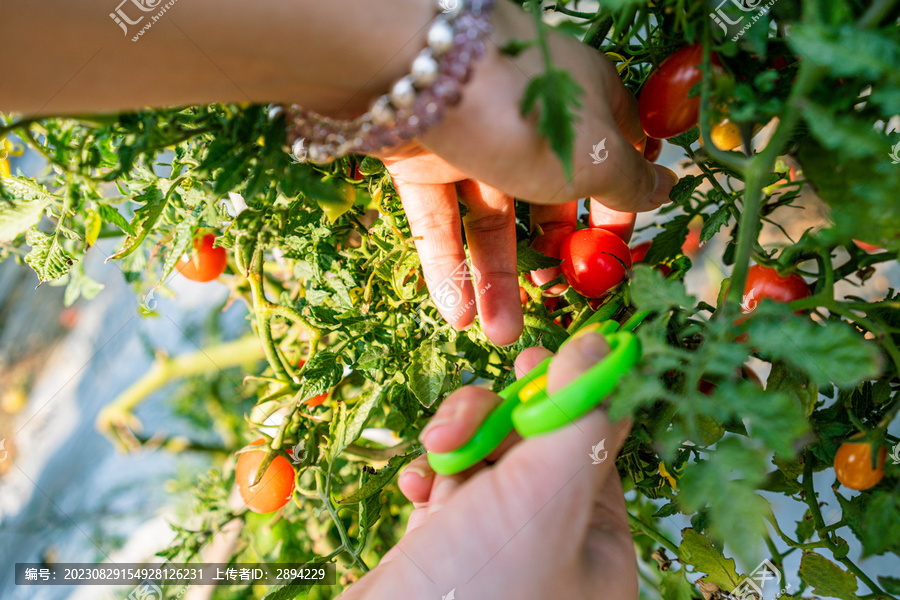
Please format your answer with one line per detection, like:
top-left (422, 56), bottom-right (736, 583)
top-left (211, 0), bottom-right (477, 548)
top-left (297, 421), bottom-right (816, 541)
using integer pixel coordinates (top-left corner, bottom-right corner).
top-left (371, 96), bottom-right (396, 126)
top-left (390, 76), bottom-right (416, 109)
top-left (428, 19), bottom-right (455, 55)
top-left (267, 105), bottom-right (285, 121)
top-left (411, 52), bottom-right (439, 86)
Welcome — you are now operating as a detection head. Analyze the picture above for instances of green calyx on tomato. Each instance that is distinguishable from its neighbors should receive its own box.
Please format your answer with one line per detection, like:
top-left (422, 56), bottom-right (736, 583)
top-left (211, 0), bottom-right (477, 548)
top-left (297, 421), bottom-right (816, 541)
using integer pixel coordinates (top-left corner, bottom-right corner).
top-left (235, 438), bottom-right (296, 513)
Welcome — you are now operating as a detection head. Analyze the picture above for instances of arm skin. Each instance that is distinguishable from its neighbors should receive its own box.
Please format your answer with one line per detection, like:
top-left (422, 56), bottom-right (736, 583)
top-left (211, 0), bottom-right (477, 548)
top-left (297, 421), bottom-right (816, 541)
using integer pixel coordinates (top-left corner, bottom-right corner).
top-left (0, 0), bottom-right (434, 117)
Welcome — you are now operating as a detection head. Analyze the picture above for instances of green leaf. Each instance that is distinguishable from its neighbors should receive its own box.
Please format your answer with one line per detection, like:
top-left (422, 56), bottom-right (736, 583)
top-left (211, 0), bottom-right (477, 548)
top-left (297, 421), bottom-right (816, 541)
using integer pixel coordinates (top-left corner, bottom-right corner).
top-left (668, 175), bottom-right (702, 205)
top-left (297, 350), bottom-right (343, 403)
top-left (660, 569), bottom-right (695, 600)
top-left (406, 340), bottom-right (447, 408)
top-left (24, 228), bottom-right (76, 283)
top-left (789, 25), bottom-right (899, 81)
top-left (745, 303), bottom-right (882, 388)
top-left (629, 265), bottom-right (695, 313)
top-left (338, 448), bottom-right (424, 505)
top-left (678, 528), bottom-right (743, 591)
top-left (517, 239), bottom-right (561, 272)
top-left (645, 215), bottom-right (692, 264)
top-left (64, 263), bottom-right (104, 306)
top-left (328, 387), bottom-right (382, 463)
top-left (878, 577), bottom-right (900, 595)
top-left (679, 439), bottom-right (769, 565)
top-left (94, 202), bottom-right (134, 235)
top-left (795, 509), bottom-right (816, 543)
top-left (159, 218), bottom-right (197, 284)
top-left (700, 204), bottom-right (731, 243)
top-left (799, 553), bottom-right (858, 600)
top-left (108, 184), bottom-right (168, 260)
top-left (520, 68), bottom-right (583, 180)
top-left (836, 491), bottom-right (900, 557)
top-left (0, 177), bottom-right (54, 242)
top-left (767, 360), bottom-right (818, 417)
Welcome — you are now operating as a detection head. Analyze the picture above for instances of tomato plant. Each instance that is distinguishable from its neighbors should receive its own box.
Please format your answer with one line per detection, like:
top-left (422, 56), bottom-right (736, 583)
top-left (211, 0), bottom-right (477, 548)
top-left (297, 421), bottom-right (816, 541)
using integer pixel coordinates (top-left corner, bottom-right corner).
top-left (235, 439), bottom-right (296, 514)
top-left (176, 233), bottom-right (228, 282)
top-left (834, 436), bottom-right (888, 491)
top-left (559, 228), bottom-right (632, 298)
top-left (2, 0), bottom-right (899, 598)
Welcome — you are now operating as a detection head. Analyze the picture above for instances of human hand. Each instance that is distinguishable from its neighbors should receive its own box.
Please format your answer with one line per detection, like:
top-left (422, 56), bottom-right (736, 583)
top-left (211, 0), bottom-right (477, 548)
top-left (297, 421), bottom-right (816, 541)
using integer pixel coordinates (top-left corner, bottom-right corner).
top-left (340, 332), bottom-right (637, 600)
top-left (376, 1), bottom-right (676, 346)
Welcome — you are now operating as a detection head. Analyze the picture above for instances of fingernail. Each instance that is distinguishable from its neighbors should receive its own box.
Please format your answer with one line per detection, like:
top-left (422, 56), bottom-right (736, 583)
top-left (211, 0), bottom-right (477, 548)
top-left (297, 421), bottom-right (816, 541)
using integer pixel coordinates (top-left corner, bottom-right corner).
top-left (574, 332), bottom-right (610, 362)
top-left (651, 165), bottom-right (678, 205)
top-left (401, 464), bottom-right (432, 480)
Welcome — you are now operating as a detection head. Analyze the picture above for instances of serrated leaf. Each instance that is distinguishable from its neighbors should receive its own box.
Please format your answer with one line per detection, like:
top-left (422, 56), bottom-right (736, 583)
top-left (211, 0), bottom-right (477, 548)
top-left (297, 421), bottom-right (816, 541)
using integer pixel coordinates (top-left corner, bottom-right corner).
top-left (669, 175), bottom-right (702, 205)
top-left (745, 303), bottom-right (881, 388)
top-left (660, 569), bottom-right (695, 600)
top-left (520, 68), bottom-right (583, 180)
top-left (338, 448), bottom-right (423, 505)
top-left (24, 228), bottom-right (76, 282)
top-left (799, 553), bottom-right (858, 600)
top-left (700, 204), bottom-right (731, 243)
top-left (406, 340), bottom-right (447, 408)
top-left (298, 350), bottom-right (343, 403)
top-left (767, 360), bottom-right (818, 417)
top-left (645, 215), bottom-right (693, 263)
top-left (678, 528), bottom-right (743, 591)
top-left (0, 177), bottom-right (54, 242)
top-left (108, 184), bottom-right (167, 261)
top-left (836, 491), bottom-right (900, 557)
top-left (517, 239), bottom-right (562, 272)
top-left (629, 265), bottom-right (695, 313)
top-left (788, 25), bottom-right (899, 81)
top-left (159, 218), bottom-right (197, 284)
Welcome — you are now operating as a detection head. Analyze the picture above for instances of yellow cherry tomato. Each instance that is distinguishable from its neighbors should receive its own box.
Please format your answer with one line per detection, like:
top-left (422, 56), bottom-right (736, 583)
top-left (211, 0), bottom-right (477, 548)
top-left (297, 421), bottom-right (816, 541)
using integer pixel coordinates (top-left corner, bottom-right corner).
top-left (710, 118), bottom-right (743, 151)
top-left (518, 374), bottom-right (548, 403)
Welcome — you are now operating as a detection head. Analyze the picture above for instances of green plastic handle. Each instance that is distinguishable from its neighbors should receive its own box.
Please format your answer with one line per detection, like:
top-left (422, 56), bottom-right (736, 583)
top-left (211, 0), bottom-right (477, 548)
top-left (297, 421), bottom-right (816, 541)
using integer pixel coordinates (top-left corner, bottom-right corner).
top-left (427, 316), bottom-right (644, 475)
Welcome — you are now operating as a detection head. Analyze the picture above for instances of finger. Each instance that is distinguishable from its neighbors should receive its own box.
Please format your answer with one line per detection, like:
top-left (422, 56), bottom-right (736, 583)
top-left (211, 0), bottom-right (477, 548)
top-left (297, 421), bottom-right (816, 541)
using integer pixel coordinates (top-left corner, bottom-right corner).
top-left (588, 200), bottom-right (636, 242)
top-left (457, 180), bottom-right (523, 346)
top-left (427, 473), bottom-right (466, 516)
top-left (528, 202), bottom-right (576, 295)
top-left (398, 455), bottom-right (435, 504)
top-left (514, 346), bottom-right (553, 378)
top-left (418, 386), bottom-right (505, 453)
top-left (394, 179), bottom-right (476, 330)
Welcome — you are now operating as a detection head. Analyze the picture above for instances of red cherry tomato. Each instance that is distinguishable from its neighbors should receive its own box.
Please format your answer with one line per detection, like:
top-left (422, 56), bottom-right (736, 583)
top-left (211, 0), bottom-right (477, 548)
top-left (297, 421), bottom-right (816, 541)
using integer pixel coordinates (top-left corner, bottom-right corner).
top-left (235, 439), bottom-right (295, 513)
top-left (528, 225), bottom-right (575, 296)
top-left (682, 227), bottom-right (702, 257)
top-left (638, 44), bottom-right (721, 139)
top-left (559, 228), bottom-right (633, 298)
top-left (644, 137), bottom-right (663, 163)
top-left (177, 234), bottom-right (227, 282)
top-left (834, 435), bottom-right (887, 491)
top-left (742, 265), bottom-right (811, 314)
top-left (298, 360), bottom-right (328, 407)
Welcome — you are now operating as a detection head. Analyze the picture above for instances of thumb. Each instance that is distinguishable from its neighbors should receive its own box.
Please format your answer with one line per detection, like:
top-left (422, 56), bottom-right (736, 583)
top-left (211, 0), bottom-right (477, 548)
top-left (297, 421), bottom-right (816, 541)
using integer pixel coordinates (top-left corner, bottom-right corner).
top-left (491, 333), bottom-right (631, 520)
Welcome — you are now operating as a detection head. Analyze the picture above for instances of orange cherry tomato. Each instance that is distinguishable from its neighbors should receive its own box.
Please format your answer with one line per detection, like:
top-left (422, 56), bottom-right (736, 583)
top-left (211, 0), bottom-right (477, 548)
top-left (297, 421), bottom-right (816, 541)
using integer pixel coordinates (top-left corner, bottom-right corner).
top-left (177, 234), bottom-right (227, 282)
top-left (710, 117), bottom-right (742, 151)
top-left (235, 439), bottom-right (295, 513)
top-left (834, 435), bottom-right (887, 491)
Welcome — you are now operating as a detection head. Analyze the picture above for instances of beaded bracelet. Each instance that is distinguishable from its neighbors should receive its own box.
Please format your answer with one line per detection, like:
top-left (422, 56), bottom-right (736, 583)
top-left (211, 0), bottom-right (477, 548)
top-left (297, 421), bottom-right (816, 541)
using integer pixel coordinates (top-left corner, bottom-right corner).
top-left (279, 0), bottom-right (495, 165)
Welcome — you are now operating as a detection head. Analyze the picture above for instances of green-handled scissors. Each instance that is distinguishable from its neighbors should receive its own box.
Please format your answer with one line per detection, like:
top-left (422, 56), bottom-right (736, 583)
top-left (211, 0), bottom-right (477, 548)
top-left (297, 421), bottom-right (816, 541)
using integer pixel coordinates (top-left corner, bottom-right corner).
top-left (427, 309), bottom-right (648, 475)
